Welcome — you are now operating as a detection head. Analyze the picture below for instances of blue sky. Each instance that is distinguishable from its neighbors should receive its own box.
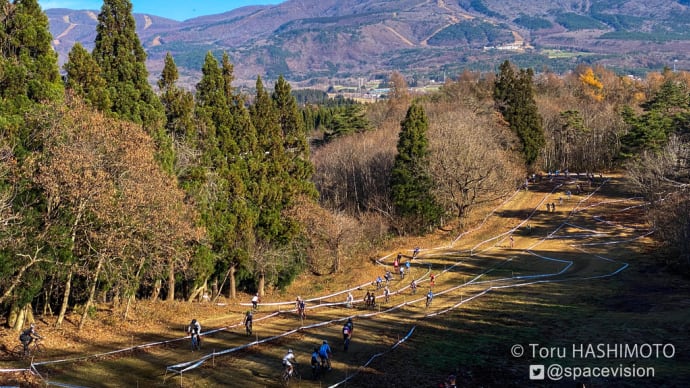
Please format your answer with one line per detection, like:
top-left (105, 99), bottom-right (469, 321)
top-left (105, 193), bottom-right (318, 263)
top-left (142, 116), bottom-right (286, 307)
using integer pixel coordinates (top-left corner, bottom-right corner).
top-left (38, 0), bottom-right (285, 21)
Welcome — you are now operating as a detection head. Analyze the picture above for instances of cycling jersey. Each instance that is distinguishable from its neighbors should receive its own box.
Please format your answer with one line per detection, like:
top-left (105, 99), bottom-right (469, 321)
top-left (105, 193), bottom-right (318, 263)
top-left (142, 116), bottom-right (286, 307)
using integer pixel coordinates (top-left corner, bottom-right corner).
top-left (319, 343), bottom-right (332, 359)
top-left (189, 321), bottom-right (201, 335)
top-left (283, 352), bottom-right (296, 366)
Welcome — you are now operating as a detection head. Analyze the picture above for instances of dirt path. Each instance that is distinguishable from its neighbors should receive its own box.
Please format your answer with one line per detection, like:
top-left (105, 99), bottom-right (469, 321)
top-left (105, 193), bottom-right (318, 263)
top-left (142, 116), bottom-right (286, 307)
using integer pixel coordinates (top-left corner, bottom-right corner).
top-left (2, 174), bottom-right (654, 387)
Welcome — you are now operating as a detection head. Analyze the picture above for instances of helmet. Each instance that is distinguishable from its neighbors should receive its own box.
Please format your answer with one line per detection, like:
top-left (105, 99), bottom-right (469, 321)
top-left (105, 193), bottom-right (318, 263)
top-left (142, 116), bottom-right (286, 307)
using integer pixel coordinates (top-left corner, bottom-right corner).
top-left (288, 349), bottom-right (293, 353)
top-left (347, 317), bottom-right (352, 322)
top-left (192, 319), bottom-right (197, 324)
top-left (297, 296), bottom-right (301, 300)
top-left (30, 323), bottom-right (35, 328)
top-left (323, 340), bottom-right (328, 344)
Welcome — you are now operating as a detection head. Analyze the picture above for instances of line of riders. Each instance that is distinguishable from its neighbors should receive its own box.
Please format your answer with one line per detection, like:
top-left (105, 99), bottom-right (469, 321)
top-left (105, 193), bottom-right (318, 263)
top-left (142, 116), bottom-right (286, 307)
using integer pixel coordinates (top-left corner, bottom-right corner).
top-left (181, 247), bottom-right (431, 379)
top-left (282, 317), bottom-right (354, 381)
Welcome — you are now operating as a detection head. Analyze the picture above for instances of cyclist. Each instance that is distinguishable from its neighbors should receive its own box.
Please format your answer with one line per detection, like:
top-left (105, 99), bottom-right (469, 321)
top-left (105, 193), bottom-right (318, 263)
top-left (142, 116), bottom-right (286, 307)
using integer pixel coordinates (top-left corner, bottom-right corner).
top-left (342, 320), bottom-right (352, 351)
top-left (19, 323), bottom-right (42, 355)
top-left (345, 317), bottom-right (353, 333)
top-left (345, 292), bottom-right (354, 308)
top-left (187, 318), bottom-right (201, 349)
top-left (399, 265), bottom-right (405, 279)
top-left (375, 275), bottom-right (383, 289)
top-left (243, 310), bottom-right (253, 335)
top-left (310, 347), bottom-right (320, 379)
top-left (251, 293), bottom-right (260, 310)
top-left (384, 286), bottom-right (390, 303)
top-left (426, 289), bottom-right (434, 307)
top-left (410, 280), bottom-right (417, 294)
top-left (296, 296), bottom-right (306, 319)
top-left (282, 348), bottom-right (297, 377)
top-left (413, 246), bottom-right (420, 258)
top-left (318, 340), bottom-right (332, 370)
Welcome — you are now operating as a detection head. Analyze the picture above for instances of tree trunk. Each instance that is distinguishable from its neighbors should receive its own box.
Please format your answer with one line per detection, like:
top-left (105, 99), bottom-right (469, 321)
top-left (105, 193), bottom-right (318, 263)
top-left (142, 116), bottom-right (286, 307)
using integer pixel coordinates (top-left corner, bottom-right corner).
top-left (123, 294), bottom-right (135, 321)
top-left (7, 303), bottom-right (20, 329)
top-left (166, 258), bottom-right (175, 302)
top-left (79, 255), bottom-right (104, 330)
top-left (211, 278), bottom-right (218, 298)
top-left (229, 264), bottom-right (236, 299)
top-left (11, 305), bottom-right (26, 332)
top-left (151, 278), bottom-right (162, 301)
top-left (258, 270), bottom-right (266, 297)
top-left (55, 266), bottom-right (73, 328)
top-left (187, 278), bottom-right (207, 302)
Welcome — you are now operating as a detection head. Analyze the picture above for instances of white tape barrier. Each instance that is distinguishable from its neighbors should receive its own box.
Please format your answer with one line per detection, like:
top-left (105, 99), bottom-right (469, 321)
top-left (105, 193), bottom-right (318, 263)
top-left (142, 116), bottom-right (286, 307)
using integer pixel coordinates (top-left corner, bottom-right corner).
top-left (47, 174), bottom-right (644, 381)
top-left (327, 326), bottom-right (417, 388)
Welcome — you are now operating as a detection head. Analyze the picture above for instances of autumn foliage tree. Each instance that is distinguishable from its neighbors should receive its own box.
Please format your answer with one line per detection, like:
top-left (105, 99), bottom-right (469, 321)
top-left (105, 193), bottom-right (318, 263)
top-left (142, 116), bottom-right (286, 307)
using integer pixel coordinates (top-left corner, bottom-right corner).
top-left (37, 98), bottom-right (203, 327)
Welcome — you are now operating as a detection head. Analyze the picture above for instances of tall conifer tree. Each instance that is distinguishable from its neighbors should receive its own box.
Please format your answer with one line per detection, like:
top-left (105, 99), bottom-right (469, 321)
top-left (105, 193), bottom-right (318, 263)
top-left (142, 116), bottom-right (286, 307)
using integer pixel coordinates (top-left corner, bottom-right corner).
top-left (158, 52), bottom-right (195, 144)
top-left (272, 76), bottom-right (316, 198)
top-left (493, 60), bottom-right (545, 166)
top-left (0, 0), bottom-right (63, 140)
top-left (92, 0), bottom-right (173, 171)
top-left (64, 43), bottom-right (111, 111)
top-left (390, 103), bottom-right (442, 232)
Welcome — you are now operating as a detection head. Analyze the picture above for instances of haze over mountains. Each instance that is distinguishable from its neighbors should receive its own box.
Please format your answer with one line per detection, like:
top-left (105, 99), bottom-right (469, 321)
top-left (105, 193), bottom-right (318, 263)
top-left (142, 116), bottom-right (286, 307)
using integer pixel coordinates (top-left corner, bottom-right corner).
top-left (45, 0), bottom-right (690, 87)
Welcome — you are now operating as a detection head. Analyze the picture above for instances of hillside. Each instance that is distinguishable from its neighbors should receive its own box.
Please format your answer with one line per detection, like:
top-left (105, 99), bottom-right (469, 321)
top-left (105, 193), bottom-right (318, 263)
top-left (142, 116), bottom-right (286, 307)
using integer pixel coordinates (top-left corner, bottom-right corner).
top-left (45, 0), bottom-right (690, 87)
top-left (2, 173), bottom-right (689, 386)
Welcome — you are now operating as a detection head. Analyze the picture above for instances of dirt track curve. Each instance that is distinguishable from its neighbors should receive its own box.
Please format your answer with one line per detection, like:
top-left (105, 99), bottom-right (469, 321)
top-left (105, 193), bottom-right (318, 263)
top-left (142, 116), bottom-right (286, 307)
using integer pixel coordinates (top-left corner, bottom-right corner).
top-left (6, 173), bottom-right (650, 387)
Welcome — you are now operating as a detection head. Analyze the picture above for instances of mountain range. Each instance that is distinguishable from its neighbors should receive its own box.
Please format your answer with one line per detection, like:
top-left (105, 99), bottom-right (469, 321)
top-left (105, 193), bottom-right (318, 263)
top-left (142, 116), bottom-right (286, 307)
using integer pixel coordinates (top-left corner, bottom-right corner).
top-left (45, 0), bottom-right (690, 88)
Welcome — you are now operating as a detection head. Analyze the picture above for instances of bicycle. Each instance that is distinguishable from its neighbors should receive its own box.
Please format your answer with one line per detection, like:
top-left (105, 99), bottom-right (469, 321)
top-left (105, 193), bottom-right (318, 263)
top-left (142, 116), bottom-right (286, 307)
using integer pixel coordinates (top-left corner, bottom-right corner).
top-left (13, 338), bottom-right (46, 360)
top-left (190, 333), bottom-right (201, 351)
top-left (281, 364), bottom-right (301, 387)
top-left (344, 335), bottom-right (351, 352)
top-left (311, 362), bottom-right (321, 380)
top-left (320, 356), bottom-right (332, 372)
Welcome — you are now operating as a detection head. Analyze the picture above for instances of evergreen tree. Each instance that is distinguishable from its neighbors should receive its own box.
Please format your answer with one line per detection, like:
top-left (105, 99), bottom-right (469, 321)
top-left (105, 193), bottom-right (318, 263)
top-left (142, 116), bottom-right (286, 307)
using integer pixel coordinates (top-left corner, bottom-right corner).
top-left (250, 76), bottom-right (291, 243)
top-left (64, 43), bottom-right (111, 111)
top-left (390, 103), bottom-right (442, 232)
top-left (493, 60), bottom-right (546, 165)
top-left (323, 104), bottom-right (371, 141)
top-left (189, 52), bottom-right (257, 298)
top-left (620, 80), bottom-right (690, 158)
top-left (0, 0), bottom-right (63, 328)
top-left (158, 52), bottom-right (195, 144)
top-left (0, 0), bottom-right (63, 144)
top-left (92, 0), bottom-right (173, 171)
top-left (272, 75), bottom-right (316, 198)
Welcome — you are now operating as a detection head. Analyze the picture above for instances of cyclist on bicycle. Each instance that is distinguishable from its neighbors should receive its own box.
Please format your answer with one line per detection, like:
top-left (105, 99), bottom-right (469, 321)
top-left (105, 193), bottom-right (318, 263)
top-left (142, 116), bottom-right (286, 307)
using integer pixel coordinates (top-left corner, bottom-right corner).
top-left (187, 319), bottom-right (201, 348)
top-left (251, 293), bottom-right (260, 310)
top-left (296, 296), bottom-right (306, 318)
top-left (19, 323), bottom-right (42, 354)
top-left (342, 318), bottom-right (353, 351)
top-left (243, 310), bottom-right (253, 335)
top-left (426, 289), bottom-right (434, 307)
top-left (310, 347), bottom-right (320, 378)
top-left (282, 348), bottom-right (297, 376)
top-left (318, 340), bottom-right (332, 370)
top-left (345, 317), bottom-right (353, 333)
top-left (413, 246), bottom-right (420, 258)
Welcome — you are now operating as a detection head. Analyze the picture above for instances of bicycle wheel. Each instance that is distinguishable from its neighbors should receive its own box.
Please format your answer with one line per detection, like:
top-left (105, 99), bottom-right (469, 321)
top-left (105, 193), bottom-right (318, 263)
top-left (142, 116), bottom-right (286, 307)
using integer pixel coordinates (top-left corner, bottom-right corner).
top-left (191, 336), bottom-right (198, 351)
top-left (280, 369), bottom-right (290, 387)
top-left (12, 344), bottom-right (27, 360)
top-left (32, 342), bottom-right (46, 355)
